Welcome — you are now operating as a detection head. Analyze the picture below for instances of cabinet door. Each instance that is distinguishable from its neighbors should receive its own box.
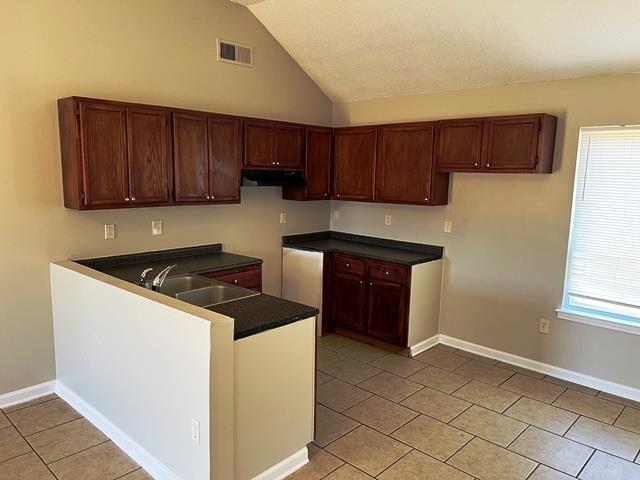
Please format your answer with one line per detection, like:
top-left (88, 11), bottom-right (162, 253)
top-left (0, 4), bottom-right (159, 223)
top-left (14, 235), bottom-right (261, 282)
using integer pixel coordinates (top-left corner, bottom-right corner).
top-left (482, 115), bottom-right (541, 171)
top-left (275, 125), bottom-right (303, 169)
top-left (127, 106), bottom-right (170, 205)
top-left (366, 279), bottom-right (407, 345)
top-left (333, 127), bottom-right (376, 201)
top-left (376, 123), bottom-right (435, 204)
top-left (244, 120), bottom-right (275, 168)
top-left (435, 119), bottom-right (483, 172)
top-left (305, 127), bottom-right (332, 199)
top-left (332, 271), bottom-right (366, 332)
top-left (79, 101), bottom-right (129, 207)
top-left (173, 113), bottom-right (209, 203)
top-left (209, 115), bottom-right (241, 202)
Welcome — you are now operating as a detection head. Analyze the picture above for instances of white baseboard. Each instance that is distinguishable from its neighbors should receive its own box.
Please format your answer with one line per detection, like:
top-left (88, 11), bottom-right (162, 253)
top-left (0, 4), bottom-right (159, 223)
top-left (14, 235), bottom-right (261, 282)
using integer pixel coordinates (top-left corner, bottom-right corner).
top-left (251, 447), bottom-right (308, 480)
top-left (408, 334), bottom-right (440, 357)
top-left (0, 380), bottom-right (56, 409)
top-left (56, 382), bottom-right (180, 480)
top-left (439, 334), bottom-right (640, 403)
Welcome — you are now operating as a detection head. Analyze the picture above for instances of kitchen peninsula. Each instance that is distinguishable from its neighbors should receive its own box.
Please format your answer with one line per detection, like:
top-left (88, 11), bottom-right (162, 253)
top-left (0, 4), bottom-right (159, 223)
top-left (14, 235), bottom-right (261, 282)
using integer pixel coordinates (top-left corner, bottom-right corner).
top-left (50, 243), bottom-right (318, 480)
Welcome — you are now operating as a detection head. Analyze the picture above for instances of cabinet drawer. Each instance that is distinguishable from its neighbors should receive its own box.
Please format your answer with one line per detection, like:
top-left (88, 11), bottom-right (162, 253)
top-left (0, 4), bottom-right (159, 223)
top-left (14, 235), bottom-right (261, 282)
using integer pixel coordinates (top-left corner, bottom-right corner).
top-left (202, 266), bottom-right (262, 290)
top-left (334, 254), bottom-right (365, 275)
top-left (368, 261), bottom-right (407, 284)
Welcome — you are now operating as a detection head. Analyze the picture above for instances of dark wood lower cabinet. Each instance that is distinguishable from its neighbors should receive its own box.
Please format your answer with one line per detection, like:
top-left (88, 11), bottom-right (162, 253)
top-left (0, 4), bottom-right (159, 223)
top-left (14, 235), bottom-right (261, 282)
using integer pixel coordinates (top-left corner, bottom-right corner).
top-left (332, 271), bottom-right (366, 332)
top-left (201, 264), bottom-right (262, 292)
top-left (367, 279), bottom-right (407, 345)
top-left (328, 253), bottom-right (409, 346)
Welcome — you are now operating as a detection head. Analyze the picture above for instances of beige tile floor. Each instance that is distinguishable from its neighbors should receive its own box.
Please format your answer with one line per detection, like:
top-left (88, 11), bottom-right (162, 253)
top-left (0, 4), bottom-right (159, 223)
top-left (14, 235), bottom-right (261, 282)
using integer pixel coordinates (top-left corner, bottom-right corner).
top-left (289, 335), bottom-right (640, 480)
top-left (2, 336), bottom-right (640, 480)
top-left (0, 394), bottom-right (151, 480)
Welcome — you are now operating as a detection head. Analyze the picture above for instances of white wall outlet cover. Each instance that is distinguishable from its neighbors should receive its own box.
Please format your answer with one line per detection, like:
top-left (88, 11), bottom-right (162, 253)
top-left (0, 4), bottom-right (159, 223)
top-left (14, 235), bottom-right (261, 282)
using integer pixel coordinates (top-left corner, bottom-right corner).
top-left (104, 224), bottom-right (115, 240)
top-left (332, 210), bottom-right (340, 220)
top-left (279, 212), bottom-right (287, 224)
top-left (151, 221), bottom-right (163, 236)
top-left (191, 419), bottom-right (200, 444)
top-left (385, 214), bottom-right (392, 226)
top-left (539, 318), bottom-right (550, 334)
top-left (444, 220), bottom-right (452, 233)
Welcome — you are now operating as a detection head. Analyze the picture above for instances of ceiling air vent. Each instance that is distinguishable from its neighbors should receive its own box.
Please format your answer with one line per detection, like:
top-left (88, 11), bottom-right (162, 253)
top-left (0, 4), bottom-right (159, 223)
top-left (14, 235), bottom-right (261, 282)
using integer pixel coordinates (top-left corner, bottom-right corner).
top-left (217, 39), bottom-right (253, 67)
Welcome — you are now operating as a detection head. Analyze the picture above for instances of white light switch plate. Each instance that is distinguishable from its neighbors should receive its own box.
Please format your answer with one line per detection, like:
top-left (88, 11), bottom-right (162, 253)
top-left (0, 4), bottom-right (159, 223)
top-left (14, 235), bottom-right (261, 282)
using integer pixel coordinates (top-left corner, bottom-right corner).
top-left (104, 224), bottom-right (115, 240)
top-left (151, 220), bottom-right (163, 236)
top-left (385, 215), bottom-right (392, 226)
top-left (279, 212), bottom-right (287, 224)
top-left (444, 220), bottom-right (452, 233)
top-left (333, 210), bottom-right (340, 220)
top-left (191, 419), bottom-right (200, 444)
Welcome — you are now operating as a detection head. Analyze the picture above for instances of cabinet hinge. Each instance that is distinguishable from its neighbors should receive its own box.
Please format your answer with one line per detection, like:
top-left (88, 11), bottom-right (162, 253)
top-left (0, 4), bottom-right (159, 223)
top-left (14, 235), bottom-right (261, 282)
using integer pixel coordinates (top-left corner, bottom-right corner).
top-left (80, 191), bottom-right (85, 200)
top-left (75, 107), bottom-right (80, 116)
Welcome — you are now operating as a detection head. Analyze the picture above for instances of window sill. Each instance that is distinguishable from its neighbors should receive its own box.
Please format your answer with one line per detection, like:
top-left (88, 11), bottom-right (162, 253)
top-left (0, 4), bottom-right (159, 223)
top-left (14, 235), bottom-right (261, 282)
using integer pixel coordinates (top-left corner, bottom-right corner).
top-left (556, 308), bottom-right (640, 336)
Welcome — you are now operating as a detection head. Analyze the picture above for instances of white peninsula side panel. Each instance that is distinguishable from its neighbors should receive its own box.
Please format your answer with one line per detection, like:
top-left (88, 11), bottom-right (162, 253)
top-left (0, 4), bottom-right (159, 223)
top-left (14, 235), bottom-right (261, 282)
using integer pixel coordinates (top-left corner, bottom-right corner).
top-left (50, 261), bottom-right (234, 480)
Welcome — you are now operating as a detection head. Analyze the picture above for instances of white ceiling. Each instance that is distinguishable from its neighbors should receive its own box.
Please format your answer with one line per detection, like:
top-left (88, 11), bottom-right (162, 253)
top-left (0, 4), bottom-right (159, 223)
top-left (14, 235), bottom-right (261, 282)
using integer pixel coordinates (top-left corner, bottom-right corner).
top-left (232, 0), bottom-right (640, 103)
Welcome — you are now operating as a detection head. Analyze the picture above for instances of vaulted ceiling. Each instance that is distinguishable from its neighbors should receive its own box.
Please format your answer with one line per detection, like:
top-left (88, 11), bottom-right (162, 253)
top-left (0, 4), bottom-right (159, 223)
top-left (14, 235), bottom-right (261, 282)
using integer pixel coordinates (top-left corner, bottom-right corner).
top-left (231, 0), bottom-right (640, 103)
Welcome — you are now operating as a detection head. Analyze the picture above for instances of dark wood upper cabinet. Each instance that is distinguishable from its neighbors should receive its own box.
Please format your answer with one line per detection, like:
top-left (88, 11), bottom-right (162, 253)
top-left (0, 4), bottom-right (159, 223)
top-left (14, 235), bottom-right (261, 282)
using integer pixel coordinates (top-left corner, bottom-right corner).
top-left (244, 120), bottom-right (275, 168)
top-left (436, 114), bottom-right (557, 173)
top-left (283, 126), bottom-right (332, 201)
top-left (333, 126), bottom-right (377, 201)
top-left (208, 115), bottom-right (241, 202)
top-left (173, 112), bottom-right (209, 203)
top-left (79, 101), bottom-right (129, 208)
top-left (275, 125), bottom-right (303, 169)
top-left (375, 122), bottom-right (448, 205)
top-left (435, 118), bottom-right (484, 172)
top-left (58, 97), bottom-right (171, 210)
top-left (244, 120), bottom-right (303, 170)
top-left (482, 114), bottom-right (557, 173)
top-left (127, 106), bottom-right (170, 205)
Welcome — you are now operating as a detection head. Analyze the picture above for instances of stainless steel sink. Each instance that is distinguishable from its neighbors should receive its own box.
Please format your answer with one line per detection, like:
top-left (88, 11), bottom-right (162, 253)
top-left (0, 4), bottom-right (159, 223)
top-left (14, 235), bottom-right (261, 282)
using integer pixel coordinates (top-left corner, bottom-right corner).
top-left (145, 274), bottom-right (258, 307)
top-left (144, 275), bottom-right (212, 297)
top-left (175, 284), bottom-right (259, 308)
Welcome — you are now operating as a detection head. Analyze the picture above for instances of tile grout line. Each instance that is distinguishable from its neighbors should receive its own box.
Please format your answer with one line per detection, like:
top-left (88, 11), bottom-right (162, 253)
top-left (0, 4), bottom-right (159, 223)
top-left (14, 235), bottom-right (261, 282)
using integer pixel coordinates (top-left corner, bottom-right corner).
top-left (3, 409), bottom-right (60, 479)
top-left (576, 448), bottom-right (597, 478)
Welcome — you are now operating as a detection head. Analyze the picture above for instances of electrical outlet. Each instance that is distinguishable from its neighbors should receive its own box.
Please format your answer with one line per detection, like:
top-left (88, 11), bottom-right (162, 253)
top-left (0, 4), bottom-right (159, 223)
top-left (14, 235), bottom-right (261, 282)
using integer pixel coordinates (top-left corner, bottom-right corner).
top-left (104, 224), bottom-right (115, 240)
top-left (191, 419), bottom-right (200, 444)
top-left (333, 210), bottom-right (340, 220)
top-left (444, 220), bottom-right (452, 233)
top-left (151, 220), bottom-right (163, 236)
top-left (279, 212), bottom-right (287, 224)
top-left (539, 318), bottom-right (550, 334)
top-left (385, 214), bottom-right (392, 226)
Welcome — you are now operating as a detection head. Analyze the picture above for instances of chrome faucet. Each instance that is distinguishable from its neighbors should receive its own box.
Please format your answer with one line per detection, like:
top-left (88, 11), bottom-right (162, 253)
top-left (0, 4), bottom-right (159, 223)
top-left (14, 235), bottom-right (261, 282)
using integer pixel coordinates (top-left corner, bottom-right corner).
top-left (152, 264), bottom-right (177, 292)
top-left (139, 267), bottom-right (154, 286)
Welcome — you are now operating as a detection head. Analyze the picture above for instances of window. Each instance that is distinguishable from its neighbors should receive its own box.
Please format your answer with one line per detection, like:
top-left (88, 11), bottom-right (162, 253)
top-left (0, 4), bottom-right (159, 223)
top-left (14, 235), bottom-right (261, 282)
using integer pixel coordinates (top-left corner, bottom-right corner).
top-left (559, 126), bottom-right (640, 333)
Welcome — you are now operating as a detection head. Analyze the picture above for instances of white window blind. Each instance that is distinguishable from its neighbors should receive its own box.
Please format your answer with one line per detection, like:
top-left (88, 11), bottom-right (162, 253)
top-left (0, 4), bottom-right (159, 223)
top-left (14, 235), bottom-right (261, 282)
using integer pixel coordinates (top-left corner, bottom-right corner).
top-left (563, 126), bottom-right (640, 323)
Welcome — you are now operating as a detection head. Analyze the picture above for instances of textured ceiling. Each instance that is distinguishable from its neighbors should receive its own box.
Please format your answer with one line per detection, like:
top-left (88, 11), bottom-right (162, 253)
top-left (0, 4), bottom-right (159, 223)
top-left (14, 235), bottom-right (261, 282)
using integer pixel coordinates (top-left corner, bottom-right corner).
top-left (232, 0), bottom-right (640, 103)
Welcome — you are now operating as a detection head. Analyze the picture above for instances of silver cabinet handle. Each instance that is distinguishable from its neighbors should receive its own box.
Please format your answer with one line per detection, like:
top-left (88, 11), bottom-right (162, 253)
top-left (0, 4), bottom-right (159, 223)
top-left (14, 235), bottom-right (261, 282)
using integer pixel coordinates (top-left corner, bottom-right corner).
top-left (346, 263), bottom-right (350, 267)
top-left (206, 195), bottom-right (210, 200)
top-left (324, 193), bottom-right (328, 197)
top-left (385, 271), bottom-right (389, 275)
top-left (337, 194), bottom-right (341, 197)
top-left (369, 282), bottom-right (373, 286)
top-left (359, 280), bottom-right (363, 285)
top-left (486, 163), bottom-right (491, 167)
top-left (125, 197), bottom-right (130, 202)
top-left (233, 279), bottom-right (238, 284)
top-left (130, 196), bottom-right (136, 202)
top-left (474, 162), bottom-right (479, 167)
top-left (211, 195), bottom-right (215, 200)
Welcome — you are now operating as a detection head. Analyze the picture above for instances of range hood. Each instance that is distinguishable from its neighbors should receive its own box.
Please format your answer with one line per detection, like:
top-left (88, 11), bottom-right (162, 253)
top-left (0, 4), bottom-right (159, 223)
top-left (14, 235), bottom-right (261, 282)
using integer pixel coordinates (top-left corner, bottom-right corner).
top-left (241, 169), bottom-right (305, 187)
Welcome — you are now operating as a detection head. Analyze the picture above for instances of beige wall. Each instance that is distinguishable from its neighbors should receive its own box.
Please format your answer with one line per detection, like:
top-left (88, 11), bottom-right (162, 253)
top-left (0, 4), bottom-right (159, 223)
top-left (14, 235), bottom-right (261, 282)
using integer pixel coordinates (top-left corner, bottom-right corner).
top-left (333, 74), bottom-right (640, 389)
top-left (0, 0), bottom-right (332, 395)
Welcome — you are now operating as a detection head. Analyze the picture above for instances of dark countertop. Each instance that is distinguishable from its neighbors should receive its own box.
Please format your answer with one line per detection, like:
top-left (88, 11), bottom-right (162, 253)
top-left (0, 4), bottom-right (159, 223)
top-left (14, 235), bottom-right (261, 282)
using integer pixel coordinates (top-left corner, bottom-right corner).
top-left (77, 244), bottom-right (262, 284)
top-left (207, 294), bottom-right (319, 340)
top-left (77, 244), bottom-right (318, 340)
top-left (282, 231), bottom-right (443, 265)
